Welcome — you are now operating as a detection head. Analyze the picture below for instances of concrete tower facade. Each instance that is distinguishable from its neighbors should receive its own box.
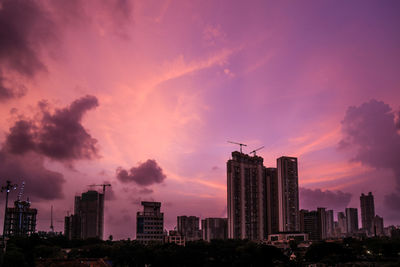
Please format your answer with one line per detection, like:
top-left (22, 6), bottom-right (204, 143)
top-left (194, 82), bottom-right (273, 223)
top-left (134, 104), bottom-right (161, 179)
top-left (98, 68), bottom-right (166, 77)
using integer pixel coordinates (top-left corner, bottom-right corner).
top-left (277, 156), bottom-right (300, 232)
top-left (227, 151), bottom-right (266, 240)
top-left (360, 192), bottom-right (375, 235)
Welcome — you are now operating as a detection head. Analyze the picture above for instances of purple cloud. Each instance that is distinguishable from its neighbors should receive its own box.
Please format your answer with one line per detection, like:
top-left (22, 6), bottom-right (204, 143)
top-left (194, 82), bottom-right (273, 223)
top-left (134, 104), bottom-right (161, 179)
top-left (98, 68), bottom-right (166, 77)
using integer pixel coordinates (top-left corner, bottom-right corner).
top-left (300, 187), bottom-right (352, 211)
top-left (0, 150), bottom-right (65, 201)
top-left (116, 159), bottom-right (166, 186)
top-left (339, 100), bottom-right (400, 218)
top-left (0, 0), bottom-right (54, 100)
top-left (5, 95), bottom-right (99, 161)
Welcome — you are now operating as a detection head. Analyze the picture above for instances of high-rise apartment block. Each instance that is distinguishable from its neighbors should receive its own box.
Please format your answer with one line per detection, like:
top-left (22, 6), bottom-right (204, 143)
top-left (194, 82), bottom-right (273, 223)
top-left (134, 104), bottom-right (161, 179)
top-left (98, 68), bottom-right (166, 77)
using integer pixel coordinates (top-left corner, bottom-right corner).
top-left (177, 216), bottom-right (202, 241)
top-left (299, 208), bottom-right (327, 240)
top-left (360, 192), bottom-right (375, 235)
top-left (64, 214), bottom-right (81, 240)
top-left (201, 218), bottom-right (227, 242)
top-left (227, 152), bottom-right (266, 240)
top-left (345, 208), bottom-right (359, 234)
top-left (76, 190), bottom-right (104, 239)
top-left (4, 199), bottom-right (37, 237)
top-left (337, 212), bottom-right (347, 234)
top-left (277, 156), bottom-right (300, 232)
top-left (325, 210), bottom-right (334, 238)
top-left (136, 201), bottom-right (164, 244)
top-left (372, 215), bottom-right (384, 236)
top-left (266, 168), bottom-right (279, 235)
top-left (64, 190), bottom-right (104, 240)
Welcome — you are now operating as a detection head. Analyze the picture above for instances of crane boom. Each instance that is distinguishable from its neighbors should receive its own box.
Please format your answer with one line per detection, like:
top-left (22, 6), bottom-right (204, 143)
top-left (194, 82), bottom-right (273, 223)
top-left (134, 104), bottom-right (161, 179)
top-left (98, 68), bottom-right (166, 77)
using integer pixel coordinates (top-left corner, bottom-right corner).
top-left (227, 141), bottom-right (247, 153)
top-left (249, 146), bottom-right (265, 156)
top-left (89, 184), bottom-right (111, 195)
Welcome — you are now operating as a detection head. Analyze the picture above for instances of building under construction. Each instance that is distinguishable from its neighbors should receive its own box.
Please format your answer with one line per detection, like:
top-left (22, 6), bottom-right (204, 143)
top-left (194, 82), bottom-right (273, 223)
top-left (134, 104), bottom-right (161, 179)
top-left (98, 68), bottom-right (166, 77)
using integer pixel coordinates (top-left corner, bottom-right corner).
top-left (4, 199), bottom-right (37, 237)
top-left (65, 190), bottom-right (105, 240)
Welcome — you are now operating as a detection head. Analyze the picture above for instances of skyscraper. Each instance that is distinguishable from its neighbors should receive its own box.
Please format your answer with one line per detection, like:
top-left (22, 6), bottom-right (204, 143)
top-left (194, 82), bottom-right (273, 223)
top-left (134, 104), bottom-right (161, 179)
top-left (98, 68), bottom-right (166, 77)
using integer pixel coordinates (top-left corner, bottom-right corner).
top-left (325, 210), bottom-right (334, 238)
top-left (300, 208), bottom-right (327, 240)
top-left (337, 212), bottom-right (347, 234)
top-left (372, 215), bottom-right (384, 236)
top-left (75, 190), bottom-right (104, 239)
top-left (277, 156), bottom-right (300, 232)
top-left (317, 207), bottom-right (327, 240)
top-left (64, 190), bottom-right (105, 240)
top-left (177, 216), bottom-right (202, 241)
top-left (227, 151), bottom-right (266, 240)
top-left (265, 167), bottom-right (279, 236)
top-left (136, 201), bottom-right (164, 244)
top-left (345, 208), bottom-right (359, 234)
top-left (300, 210), bottom-right (320, 240)
top-left (201, 218), bottom-right (227, 242)
top-left (360, 192), bottom-right (375, 235)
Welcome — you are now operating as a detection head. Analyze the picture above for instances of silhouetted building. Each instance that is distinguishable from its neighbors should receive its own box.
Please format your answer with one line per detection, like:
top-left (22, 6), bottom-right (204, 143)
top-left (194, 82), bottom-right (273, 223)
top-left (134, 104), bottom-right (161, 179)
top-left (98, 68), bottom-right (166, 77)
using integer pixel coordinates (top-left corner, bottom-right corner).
top-left (372, 215), bottom-right (384, 236)
top-left (300, 210), bottom-right (320, 240)
top-left (265, 167), bottom-right (279, 236)
top-left (300, 208), bottom-right (327, 241)
top-left (64, 214), bottom-right (81, 240)
top-left (202, 218), bottom-right (227, 242)
top-left (360, 192), bottom-right (375, 235)
top-left (317, 208), bottom-right (327, 240)
top-left (76, 190), bottom-right (104, 239)
top-left (337, 212), bottom-right (347, 235)
top-left (345, 208), bottom-right (359, 234)
top-left (4, 199), bottom-right (37, 237)
top-left (64, 190), bottom-right (104, 240)
top-left (277, 156), bottom-right (299, 232)
top-left (165, 230), bottom-right (185, 246)
top-left (177, 216), bottom-right (202, 241)
top-left (325, 210), bottom-right (334, 238)
top-left (227, 151), bottom-right (266, 240)
top-left (136, 201), bottom-right (164, 244)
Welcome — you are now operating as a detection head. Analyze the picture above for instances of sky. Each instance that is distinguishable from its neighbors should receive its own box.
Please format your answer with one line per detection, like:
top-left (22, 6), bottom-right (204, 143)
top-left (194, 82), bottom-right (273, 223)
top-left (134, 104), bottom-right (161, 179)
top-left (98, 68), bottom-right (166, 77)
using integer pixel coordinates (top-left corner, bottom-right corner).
top-left (0, 0), bottom-right (400, 240)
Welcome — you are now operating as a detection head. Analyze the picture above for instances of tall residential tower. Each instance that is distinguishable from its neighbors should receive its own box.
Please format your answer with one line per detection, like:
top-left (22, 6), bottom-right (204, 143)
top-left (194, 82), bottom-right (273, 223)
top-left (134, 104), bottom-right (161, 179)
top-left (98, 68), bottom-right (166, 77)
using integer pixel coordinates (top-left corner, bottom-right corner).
top-left (227, 151), bottom-right (266, 240)
top-left (360, 192), bottom-right (375, 235)
top-left (277, 156), bottom-right (300, 232)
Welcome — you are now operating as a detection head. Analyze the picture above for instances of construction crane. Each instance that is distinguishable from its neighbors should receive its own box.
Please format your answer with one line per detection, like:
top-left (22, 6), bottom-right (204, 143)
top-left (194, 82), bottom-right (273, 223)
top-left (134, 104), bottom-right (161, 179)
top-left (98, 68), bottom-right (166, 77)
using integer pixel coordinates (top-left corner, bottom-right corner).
top-left (227, 141), bottom-right (247, 153)
top-left (89, 184), bottom-right (111, 196)
top-left (249, 146), bottom-right (265, 156)
top-left (17, 181), bottom-right (25, 201)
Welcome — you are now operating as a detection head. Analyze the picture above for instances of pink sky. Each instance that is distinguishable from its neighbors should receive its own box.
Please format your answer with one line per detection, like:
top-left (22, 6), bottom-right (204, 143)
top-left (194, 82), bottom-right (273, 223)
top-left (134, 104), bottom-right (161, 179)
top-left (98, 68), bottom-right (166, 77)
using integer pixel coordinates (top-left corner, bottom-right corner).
top-left (0, 0), bottom-right (400, 239)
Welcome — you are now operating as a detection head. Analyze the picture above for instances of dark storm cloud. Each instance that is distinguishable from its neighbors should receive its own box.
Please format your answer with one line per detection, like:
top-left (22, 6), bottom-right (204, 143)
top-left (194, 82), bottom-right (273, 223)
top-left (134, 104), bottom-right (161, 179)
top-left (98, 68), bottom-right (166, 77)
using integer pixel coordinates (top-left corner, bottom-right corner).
top-left (300, 187), bottom-right (352, 211)
top-left (0, 150), bottom-right (65, 200)
top-left (0, 0), bottom-right (53, 100)
top-left (5, 95), bottom-right (99, 161)
top-left (116, 160), bottom-right (166, 186)
top-left (339, 99), bottom-right (400, 218)
top-left (0, 0), bottom-right (133, 101)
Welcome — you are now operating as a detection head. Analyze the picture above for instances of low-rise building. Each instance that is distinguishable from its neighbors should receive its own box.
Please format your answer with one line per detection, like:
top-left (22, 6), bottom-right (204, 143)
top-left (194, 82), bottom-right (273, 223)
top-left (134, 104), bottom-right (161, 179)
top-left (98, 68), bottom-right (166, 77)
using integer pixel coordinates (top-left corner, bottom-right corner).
top-left (136, 201), bottom-right (164, 244)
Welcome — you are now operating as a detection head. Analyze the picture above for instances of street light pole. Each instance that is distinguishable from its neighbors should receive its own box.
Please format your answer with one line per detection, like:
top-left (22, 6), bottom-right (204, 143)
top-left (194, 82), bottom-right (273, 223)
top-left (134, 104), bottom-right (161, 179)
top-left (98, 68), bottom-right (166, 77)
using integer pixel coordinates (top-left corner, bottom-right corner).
top-left (1, 181), bottom-right (17, 245)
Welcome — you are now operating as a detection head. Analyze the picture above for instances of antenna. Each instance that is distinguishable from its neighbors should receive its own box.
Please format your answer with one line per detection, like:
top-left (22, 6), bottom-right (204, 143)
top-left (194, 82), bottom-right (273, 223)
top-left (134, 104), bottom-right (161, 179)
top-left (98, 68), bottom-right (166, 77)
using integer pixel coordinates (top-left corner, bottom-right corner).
top-left (249, 146), bottom-right (265, 156)
top-left (227, 141), bottom-right (247, 153)
top-left (50, 205), bottom-right (54, 232)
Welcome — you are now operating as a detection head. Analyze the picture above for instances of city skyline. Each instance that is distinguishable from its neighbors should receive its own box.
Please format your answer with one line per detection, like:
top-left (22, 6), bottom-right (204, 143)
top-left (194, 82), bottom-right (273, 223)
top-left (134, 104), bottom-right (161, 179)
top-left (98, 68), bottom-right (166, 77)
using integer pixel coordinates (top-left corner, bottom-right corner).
top-left (0, 0), bottom-right (400, 240)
